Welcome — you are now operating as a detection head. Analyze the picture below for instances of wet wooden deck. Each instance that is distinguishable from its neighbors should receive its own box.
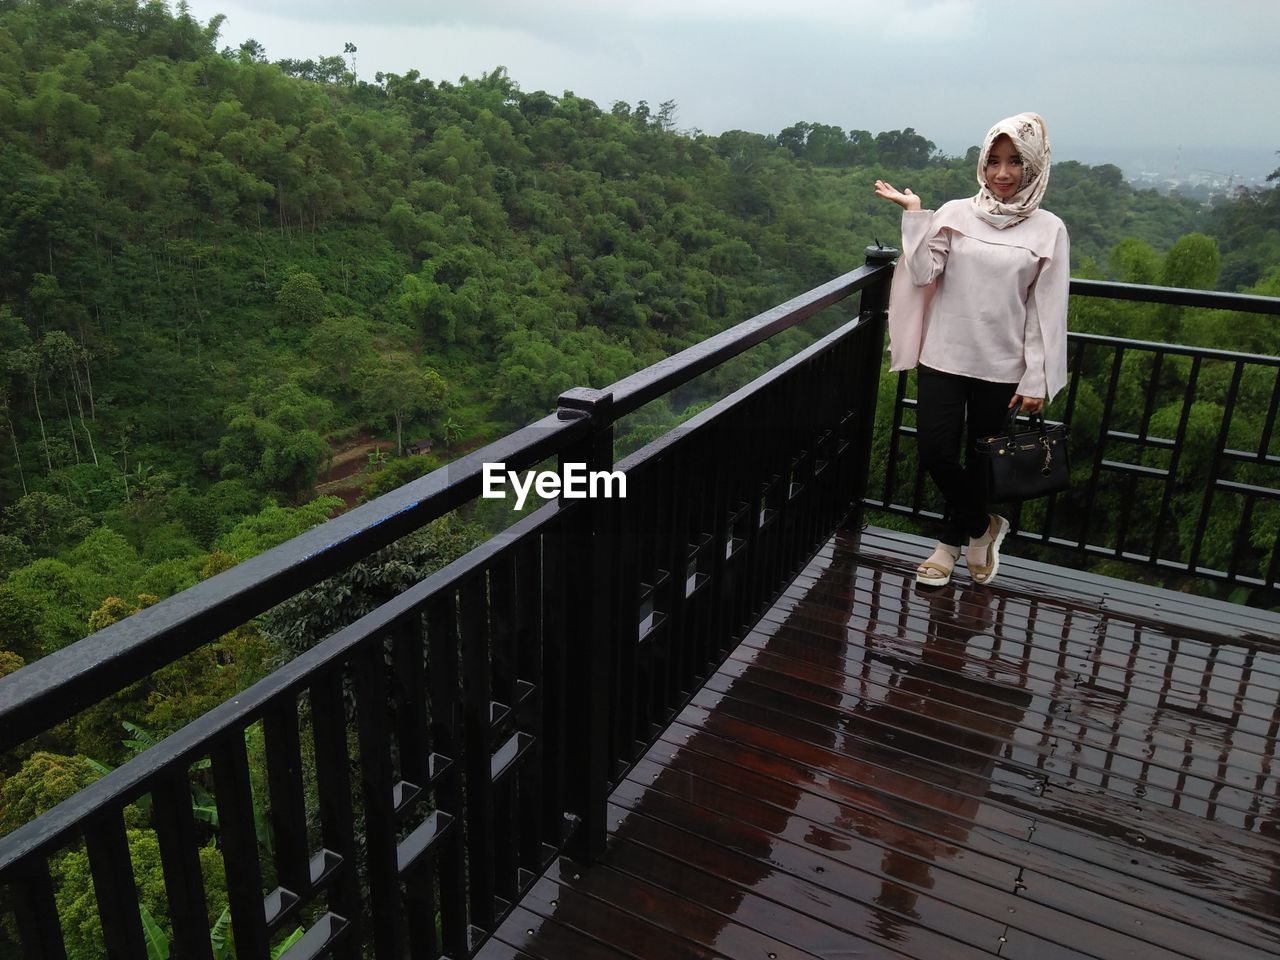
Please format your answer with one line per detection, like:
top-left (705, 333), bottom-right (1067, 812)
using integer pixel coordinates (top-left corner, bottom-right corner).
top-left (477, 526), bottom-right (1280, 959)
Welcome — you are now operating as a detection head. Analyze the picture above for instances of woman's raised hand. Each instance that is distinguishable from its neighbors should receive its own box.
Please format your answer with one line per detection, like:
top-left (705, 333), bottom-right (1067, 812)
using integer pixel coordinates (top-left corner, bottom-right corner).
top-left (874, 180), bottom-right (922, 211)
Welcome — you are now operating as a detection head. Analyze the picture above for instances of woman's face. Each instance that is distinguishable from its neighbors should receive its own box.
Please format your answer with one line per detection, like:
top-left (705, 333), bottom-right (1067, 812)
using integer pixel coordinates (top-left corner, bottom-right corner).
top-left (985, 134), bottom-right (1024, 200)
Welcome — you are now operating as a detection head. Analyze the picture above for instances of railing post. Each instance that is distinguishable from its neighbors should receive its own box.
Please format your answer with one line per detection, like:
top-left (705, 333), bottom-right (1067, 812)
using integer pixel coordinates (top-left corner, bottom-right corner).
top-left (556, 386), bottom-right (616, 862)
top-left (842, 245), bottom-right (897, 531)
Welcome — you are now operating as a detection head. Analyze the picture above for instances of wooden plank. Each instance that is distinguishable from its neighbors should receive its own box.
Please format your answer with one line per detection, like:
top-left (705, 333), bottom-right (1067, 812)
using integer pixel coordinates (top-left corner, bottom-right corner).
top-left (151, 769), bottom-right (216, 960)
top-left (473, 940), bottom-right (585, 960)
top-left (789, 580), bottom-right (1280, 737)
top-left (617, 759), bottom-right (1202, 960)
top-left (471, 944), bottom-right (549, 960)
top-left (601, 803), bottom-right (997, 958)
top-left (628, 743), bottom-right (1272, 960)
top-left (619, 760), bottom-right (1007, 919)
top-left (535, 858), bottom-right (834, 960)
top-left (758, 605), bottom-right (1280, 787)
top-left (783, 572), bottom-right (1280, 719)
top-left (675, 693), bottom-right (1280, 921)
top-left (747, 606), bottom-right (1280, 776)
top-left (726, 632), bottom-right (1278, 821)
top-left (654, 721), bottom-right (1280, 959)
top-left (757, 599), bottom-right (1280, 870)
top-left (308, 670), bottom-right (362, 960)
top-left (752, 593), bottom-right (1280, 849)
top-left (85, 815), bottom-right (148, 960)
top-left (11, 859), bottom-right (69, 960)
top-left (856, 526), bottom-right (1280, 639)
top-left (210, 734), bottom-right (272, 960)
top-left (483, 905), bottom-right (641, 960)
top-left (352, 645), bottom-right (405, 957)
top-left (815, 537), bottom-right (1280, 689)
top-left (519, 875), bottom-right (725, 960)
top-left (700, 667), bottom-right (1280, 893)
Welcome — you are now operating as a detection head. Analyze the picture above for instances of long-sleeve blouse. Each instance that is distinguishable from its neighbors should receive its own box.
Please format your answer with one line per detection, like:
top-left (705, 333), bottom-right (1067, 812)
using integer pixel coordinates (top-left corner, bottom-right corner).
top-left (887, 199), bottom-right (1070, 400)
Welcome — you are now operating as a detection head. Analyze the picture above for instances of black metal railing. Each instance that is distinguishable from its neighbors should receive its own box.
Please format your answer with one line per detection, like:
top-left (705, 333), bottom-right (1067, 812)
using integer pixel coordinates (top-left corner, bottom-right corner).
top-left (0, 250), bottom-right (896, 959)
top-left (870, 279), bottom-right (1280, 597)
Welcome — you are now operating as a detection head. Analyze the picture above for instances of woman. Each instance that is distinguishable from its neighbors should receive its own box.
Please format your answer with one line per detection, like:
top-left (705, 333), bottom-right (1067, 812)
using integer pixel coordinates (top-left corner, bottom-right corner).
top-left (874, 112), bottom-right (1070, 587)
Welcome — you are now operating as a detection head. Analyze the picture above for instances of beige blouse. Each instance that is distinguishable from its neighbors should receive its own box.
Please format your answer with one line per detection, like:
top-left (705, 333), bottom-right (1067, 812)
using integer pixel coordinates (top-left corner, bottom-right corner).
top-left (887, 199), bottom-right (1071, 400)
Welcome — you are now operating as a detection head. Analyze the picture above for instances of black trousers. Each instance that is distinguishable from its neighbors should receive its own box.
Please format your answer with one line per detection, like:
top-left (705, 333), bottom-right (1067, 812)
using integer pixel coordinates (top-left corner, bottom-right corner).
top-left (916, 366), bottom-right (1018, 548)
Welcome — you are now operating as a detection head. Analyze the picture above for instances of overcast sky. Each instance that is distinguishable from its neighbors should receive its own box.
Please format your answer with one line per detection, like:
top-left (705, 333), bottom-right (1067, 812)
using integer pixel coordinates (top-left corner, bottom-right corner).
top-left (180, 0), bottom-right (1279, 178)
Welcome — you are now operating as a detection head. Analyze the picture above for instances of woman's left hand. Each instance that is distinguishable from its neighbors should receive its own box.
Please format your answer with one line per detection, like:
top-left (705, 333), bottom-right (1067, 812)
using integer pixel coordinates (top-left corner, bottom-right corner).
top-left (1011, 394), bottom-right (1044, 415)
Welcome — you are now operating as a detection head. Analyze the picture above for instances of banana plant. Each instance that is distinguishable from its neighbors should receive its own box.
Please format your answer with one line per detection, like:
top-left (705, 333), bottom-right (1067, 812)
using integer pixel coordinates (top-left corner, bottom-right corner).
top-left (108, 722), bottom-right (297, 956)
top-left (140, 904), bottom-right (169, 960)
top-left (208, 908), bottom-right (231, 960)
top-left (91, 722), bottom-right (256, 838)
top-left (142, 904), bottom-right (304, 959)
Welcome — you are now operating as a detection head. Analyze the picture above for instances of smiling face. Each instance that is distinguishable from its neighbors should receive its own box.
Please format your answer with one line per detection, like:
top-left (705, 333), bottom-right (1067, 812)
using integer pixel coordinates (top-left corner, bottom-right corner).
top-left (985, 134), bottom-right (1025, 200)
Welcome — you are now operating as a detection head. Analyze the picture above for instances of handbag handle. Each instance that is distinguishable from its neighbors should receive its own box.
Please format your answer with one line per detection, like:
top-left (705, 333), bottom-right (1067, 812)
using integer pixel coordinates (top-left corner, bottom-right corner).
top-left (1002, 400), bottom-right (1057, 477)
top-left (1001, 400), bottom-right (1050, 441)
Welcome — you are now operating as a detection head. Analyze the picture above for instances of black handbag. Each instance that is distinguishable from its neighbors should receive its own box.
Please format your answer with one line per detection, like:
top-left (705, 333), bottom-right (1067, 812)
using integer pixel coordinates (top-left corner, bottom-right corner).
top-left (975, 402), bottom-right (1070, 502)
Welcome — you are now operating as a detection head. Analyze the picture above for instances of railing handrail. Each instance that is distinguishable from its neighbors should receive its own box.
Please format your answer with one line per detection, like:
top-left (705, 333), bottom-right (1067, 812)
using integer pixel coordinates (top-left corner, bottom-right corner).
top-left (1069, 278), bottom-right (1280, 315)
top-left (1067, 330), bottom-right (1280, 365)
top-left (608, 263), bottom-right (889, 417)
top-left (616, 307), bottom-right (876, 472)
top-left (0, 261), bottom-right (893, 755)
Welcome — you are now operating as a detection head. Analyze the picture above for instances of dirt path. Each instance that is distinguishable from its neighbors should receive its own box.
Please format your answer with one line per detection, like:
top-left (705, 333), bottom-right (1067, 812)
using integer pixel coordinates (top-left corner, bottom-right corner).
top-left (312, 435), bottom-right (387, 510)
top-left (316, 434), bottom-right (479, 512)
top-left (323, 437), bottom-right (388, 484)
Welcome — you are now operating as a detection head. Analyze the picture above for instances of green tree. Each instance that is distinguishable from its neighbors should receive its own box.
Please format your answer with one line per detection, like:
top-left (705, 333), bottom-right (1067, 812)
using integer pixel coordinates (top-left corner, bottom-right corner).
top-left (41, 330), bottom-right (97, 466)
top-left (275, 271), bottom-right (328, 325)
top-left (213, 497), bottom-right (341, 563)
top-left (207, 383), bottom-right (332, 500)
top-left (0, 752), bottom-right (102, 835)
top-left (1161, 233), bottom-right (1221, 290)
top-left (358, 452), bottom-right (437, 502)
top-left (0, 648), bottom-right (23, 679)
top-left (4, 491), bottom-right (94, 558)
top-left (53, 829), bottom-right (228, 960)
top-left (0, 556), bottom-right (108, 658)
top-left (6, 345), bottom-right (50, 473)
top-left (0, 385), bottom-right (28, 497)
top-left (1108, 237), bottom-right (1161, 285)
top-left (265, 515), bottom-right (485, 659)
top-left (306, 315), bottom-right (375, 395)
top-left (494, 341), bottom-right (560, 416)
top-left (358, 355), bottom-right (447, 455)
top-left (0, 582), bottom-right (39, 665)
top-left (874, 128), bottom-right (936, 168)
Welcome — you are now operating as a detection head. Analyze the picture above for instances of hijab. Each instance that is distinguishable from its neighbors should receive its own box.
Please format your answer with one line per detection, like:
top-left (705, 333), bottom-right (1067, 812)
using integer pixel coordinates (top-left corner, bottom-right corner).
top-left (972, 112), bottom-right (1051, 228)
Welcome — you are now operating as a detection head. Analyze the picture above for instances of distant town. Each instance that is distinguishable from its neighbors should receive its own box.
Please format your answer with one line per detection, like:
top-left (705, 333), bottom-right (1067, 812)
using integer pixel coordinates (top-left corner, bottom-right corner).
top-left (1126, 168), bottom-right (1274, 203)
top-left (1069, 145), bottom-right (1278, 204)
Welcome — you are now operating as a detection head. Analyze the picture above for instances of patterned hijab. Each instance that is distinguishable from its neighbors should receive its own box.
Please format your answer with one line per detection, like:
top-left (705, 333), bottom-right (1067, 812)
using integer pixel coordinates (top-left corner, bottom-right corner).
top-left (972, 112), bottom-right (1051, 228)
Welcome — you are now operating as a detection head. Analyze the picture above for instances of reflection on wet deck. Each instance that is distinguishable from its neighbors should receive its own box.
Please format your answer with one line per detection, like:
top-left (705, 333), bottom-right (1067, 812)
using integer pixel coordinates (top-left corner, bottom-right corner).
top-left (478, 526), bottom-right (1280, 959)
